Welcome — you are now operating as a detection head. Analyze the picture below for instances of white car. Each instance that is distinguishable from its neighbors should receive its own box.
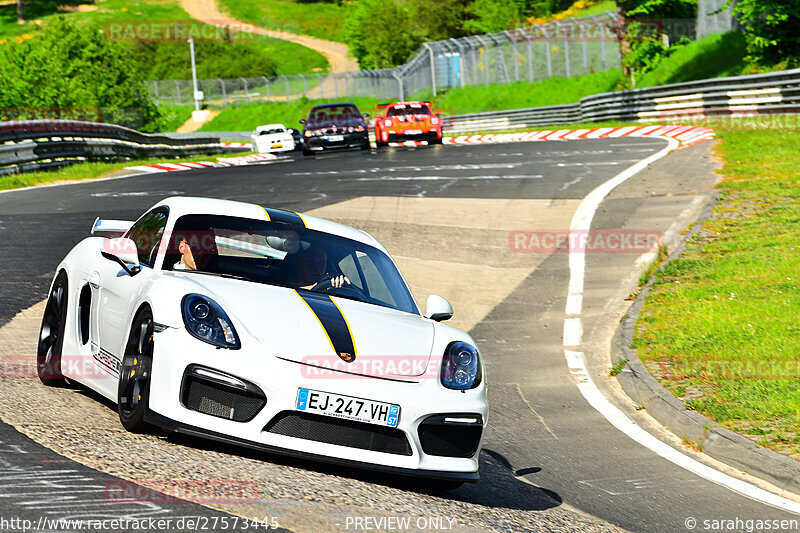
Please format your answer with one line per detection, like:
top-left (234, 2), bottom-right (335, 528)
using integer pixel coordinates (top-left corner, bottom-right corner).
top-left (38, 197), bottom-right (487, 486)
top-left (250, 124), bottom-right (295, 153)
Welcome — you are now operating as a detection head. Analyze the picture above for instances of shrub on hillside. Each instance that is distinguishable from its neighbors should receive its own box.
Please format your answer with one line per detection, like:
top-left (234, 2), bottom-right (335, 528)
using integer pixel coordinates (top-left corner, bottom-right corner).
top-left (0, 17), bottom-right (161, 131)
top-left (732, 0), bottom-right (800, 67)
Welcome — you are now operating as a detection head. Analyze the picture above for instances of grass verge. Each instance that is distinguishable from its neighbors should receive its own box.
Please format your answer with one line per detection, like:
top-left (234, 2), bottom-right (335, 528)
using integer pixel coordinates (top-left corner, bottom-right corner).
top-left (633, 125), bottom-right (800, 459)
top-left (0, 152), bottom-right (240, 192)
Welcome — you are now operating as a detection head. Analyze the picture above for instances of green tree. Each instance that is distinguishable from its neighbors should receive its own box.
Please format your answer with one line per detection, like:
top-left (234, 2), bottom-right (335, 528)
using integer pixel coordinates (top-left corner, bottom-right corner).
top-left (616, 0), bottom-right (696, 81)
top-left (463, 0), bottom-right (523, 34)
top-left (343, 0), bottom-right (422, 69)
top-left (408, 0), bottom-right (469, 41)
top-left (0, 17), bottom-right (161, 131)
top-left (730, 0), bottom-right (800, 66)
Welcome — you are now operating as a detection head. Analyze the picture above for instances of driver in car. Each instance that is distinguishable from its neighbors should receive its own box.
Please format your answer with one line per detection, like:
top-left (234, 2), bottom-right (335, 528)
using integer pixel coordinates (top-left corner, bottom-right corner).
top-left (294, 247), bottom-right (350, 290)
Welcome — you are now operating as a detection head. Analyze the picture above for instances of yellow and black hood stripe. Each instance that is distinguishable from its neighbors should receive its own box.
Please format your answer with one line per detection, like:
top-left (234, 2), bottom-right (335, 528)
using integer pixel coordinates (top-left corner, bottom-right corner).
top-left (296, 290), bottom-right (357, 363)
top-left (262, 206), bottom-right (306, 228)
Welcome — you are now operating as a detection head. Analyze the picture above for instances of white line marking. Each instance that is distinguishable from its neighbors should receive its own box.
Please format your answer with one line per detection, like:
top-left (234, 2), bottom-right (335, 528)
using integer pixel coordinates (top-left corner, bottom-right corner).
top-left (562, 135), bottom-right (800, 514)
top-left (563, 317), bottom-right (583, 347)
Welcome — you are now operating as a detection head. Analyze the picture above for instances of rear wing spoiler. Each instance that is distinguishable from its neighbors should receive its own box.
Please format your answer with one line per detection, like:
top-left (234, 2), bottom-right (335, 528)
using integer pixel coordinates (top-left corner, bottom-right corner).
top-left (91, 217), bottom-right (133, 236)
top-left (375, 102), bottom-right (433, 110)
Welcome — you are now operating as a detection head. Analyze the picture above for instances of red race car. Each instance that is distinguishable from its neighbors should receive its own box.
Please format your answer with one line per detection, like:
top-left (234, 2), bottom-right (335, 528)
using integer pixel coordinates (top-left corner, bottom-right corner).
top-left (373, 101), bottom-right (443, 147)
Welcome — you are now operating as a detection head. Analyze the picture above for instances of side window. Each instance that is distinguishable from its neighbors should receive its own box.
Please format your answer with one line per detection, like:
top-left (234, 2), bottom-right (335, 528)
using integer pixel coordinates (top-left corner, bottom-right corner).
top-left (127, 209), bottom-right (168, 267)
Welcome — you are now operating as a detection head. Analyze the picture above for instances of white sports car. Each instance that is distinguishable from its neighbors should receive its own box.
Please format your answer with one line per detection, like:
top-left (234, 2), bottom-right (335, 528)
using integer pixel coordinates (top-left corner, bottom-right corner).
top-left (250, 124), bottom-right (296, 153)
top-left (38, 197), bottom-right (487, 485)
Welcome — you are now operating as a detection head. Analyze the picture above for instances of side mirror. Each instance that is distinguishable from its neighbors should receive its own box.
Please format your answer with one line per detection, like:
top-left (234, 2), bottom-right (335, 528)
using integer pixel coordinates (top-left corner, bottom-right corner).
top-left (362, 113), bottom-right (370, 118)
top-left (375, 114), bottom-right (383, 120)
top-left (101, 237), bottom-right (141, 276)
top-left (425, 295), bottom-right (453, 322)
top-left (434, 110), bottom-right (442, 115)
top-left (299, 119), bottom-right (307, 125)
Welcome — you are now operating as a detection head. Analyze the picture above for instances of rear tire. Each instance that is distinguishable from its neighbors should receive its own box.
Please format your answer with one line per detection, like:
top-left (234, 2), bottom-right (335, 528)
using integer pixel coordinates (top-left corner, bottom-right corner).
top-left (118, 308), bottom-right (155, 433)
top-left (37, 271), bottom-right (68, 386)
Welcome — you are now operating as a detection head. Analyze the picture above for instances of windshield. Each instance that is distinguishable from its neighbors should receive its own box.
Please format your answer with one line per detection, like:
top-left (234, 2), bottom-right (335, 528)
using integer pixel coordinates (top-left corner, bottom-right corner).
top-left (258, 127), bottom-right (284, 134)
top-left (307, 105), bottom-right (363, 127)
top-left (165, 214), bottom-right (418, 315)
top-left (387, 104), bottom-right (431, 116)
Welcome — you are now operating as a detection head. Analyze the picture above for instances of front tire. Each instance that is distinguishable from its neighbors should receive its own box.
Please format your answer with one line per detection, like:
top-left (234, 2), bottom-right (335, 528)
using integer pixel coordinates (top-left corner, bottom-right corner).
top-left (37, 271), bottom-right (68, 386)
top-left (118, 308), bottom-right (155, 433)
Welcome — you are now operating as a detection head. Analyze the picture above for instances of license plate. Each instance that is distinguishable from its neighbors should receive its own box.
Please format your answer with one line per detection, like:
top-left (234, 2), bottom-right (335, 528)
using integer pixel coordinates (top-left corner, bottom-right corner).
top-left (327, 135), bottom-right (344, 142)
top-left (295, 388), bottom-right (400, 428)
top-left (405, 129), bottom-right (422, 135)
top-left (271, 144), bottom-right (283, 149)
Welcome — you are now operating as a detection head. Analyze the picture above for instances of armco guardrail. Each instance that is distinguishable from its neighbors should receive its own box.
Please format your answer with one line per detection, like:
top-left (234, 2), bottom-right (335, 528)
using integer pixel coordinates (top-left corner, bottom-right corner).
top-left (444, 68), bottom-right (800, 133)
top-left (0, 120), bottom-right (223, 176)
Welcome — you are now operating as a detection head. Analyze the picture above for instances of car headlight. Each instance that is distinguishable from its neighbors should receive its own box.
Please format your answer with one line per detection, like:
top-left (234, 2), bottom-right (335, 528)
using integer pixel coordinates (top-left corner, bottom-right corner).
top-left (440, 341), bottom-right (481, 390)
top-left (356, 125), bottom-right (365, 132)
top-left (431, 116), bottom-right (440, 125)
top-left (304, 130), bottom-right (311, 137)
top-left (181, 294), bottom-right (241, 349)
top-left (383, 119), bottom-right (392, 128)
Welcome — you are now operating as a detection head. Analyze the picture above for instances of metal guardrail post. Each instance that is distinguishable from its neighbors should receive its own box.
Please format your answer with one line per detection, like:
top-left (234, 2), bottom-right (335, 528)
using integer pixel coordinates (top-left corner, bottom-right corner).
top-left (175, 80), bottom-right (182, 105)
top-left (580, 22), bottom-right (588, 73)
top-left (218, 78), bottom-right (227, 107)
top-left (475, 35), bottom-right (490, 85)
top-left (261, 76), bottom-right (270, 102)
top-left (541, 27), bottom-right (552, 78)
top-left (392, 71), bottom-right (404, 101)
top-left (240, 77), bottom-right (251, 103)
top-left (299, 74), bottom-right (307, 97)
top-left (592, 15), bottom-right (606, 69)
top-left (316, 73), bottom-right (324, 99)
top-left (506, 30), bottom-right (520, 82)
top-left (526, 29), bottom-right (534, 82)
top-left (556, 22), bottom-right (570, 78)
top-left (333, 74), bottom-right (339, 98)
top-left (423, 43), bottom-right (437, 97)
top-left (282, 75), bottom-right (289, 101)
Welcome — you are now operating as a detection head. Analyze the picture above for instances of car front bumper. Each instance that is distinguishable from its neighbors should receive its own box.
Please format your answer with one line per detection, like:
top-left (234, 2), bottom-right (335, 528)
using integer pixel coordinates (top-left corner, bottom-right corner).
top-left (304, 132), bottom-right (369, 151)
top-left (147, 327), bottom-right (487, 481)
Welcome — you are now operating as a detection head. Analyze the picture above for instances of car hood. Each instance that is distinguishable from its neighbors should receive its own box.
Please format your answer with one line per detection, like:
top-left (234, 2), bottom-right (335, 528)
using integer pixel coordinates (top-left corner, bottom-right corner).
top-left (179, 275), bottom-right (434, 377)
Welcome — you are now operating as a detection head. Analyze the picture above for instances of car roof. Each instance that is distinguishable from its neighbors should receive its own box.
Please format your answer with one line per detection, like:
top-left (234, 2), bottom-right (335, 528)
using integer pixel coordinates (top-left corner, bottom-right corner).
top-left (255, 124), bottom-right (286, 131)
top-left (310, 102), bottom-right (359, 110)
top-left (151, 196), bottom-right (385, 252)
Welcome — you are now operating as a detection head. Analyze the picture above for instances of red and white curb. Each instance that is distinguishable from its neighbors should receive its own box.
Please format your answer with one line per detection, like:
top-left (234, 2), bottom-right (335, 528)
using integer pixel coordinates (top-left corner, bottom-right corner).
top-left (126, 153), bottom-right (279, 174)
top-left (442, 125), bottom-right (715, 149)
top-left (221, 142), bottom-right (251, 148)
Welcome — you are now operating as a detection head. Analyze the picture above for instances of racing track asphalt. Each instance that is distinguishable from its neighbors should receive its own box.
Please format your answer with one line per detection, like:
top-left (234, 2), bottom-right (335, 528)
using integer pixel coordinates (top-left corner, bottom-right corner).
top-left (0, 140), bottom-right (798, 532)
